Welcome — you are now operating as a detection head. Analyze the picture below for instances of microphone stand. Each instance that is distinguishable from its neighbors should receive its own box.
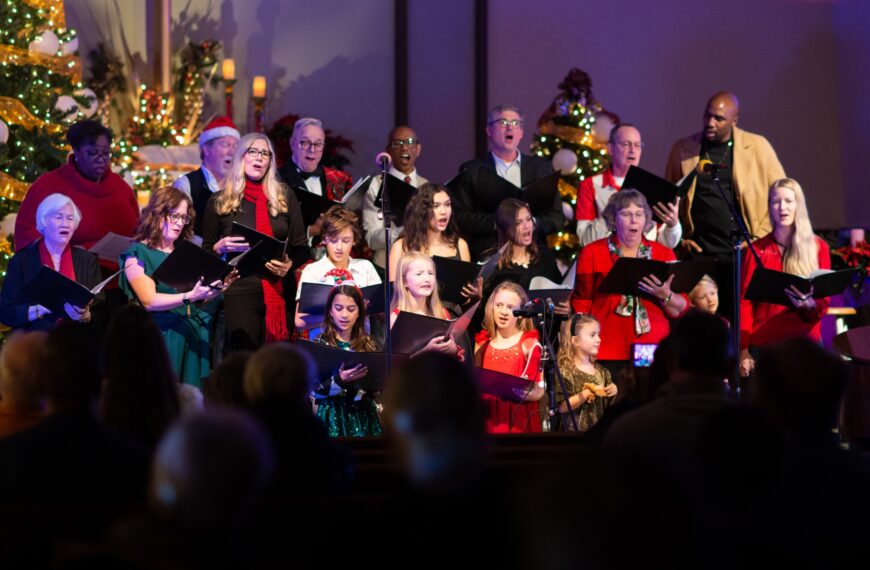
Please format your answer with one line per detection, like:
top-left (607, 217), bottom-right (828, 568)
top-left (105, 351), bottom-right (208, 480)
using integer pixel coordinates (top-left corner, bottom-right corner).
top-left (709, 167), bottom-right (761, 398)
top-left (532, 302), bottom-right (578, 431)
top-left (379, 161), bottom-right (393, 382)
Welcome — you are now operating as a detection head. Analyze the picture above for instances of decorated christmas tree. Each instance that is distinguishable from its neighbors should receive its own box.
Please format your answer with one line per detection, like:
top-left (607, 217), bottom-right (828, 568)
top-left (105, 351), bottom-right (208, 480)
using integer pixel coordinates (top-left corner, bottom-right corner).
top-left (0, 0), bottom-right (95, 275)
top-left (530, 68), bottom-right (618, 253)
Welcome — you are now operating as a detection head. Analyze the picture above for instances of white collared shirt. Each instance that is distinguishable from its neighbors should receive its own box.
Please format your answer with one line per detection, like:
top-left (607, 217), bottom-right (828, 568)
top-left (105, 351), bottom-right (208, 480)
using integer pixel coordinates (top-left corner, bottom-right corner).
top-left (173, 165), bottom-right (221, 198)
top-left (492, 151), bottom-right (522, 188)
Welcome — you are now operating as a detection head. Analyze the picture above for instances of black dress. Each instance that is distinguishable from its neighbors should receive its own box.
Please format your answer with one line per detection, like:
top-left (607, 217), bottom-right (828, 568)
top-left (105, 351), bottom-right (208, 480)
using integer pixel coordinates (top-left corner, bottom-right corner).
top-left (201, 189), bottom-right (309, 351)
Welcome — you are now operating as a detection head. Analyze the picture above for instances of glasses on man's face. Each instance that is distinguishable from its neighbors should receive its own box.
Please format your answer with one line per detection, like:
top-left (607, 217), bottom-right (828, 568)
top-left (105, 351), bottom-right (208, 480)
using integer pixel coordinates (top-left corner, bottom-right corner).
top-left (489, 118), bottom-right (523, 128)
top-left (615, 141), bottom-right (644, 150)
top-left (245, 148), bottom-right (273, 159)
top-left (390, 138), bottom-right (418, 149)
top-left (296, 140), bottom-right (325, 152)
top-left (81, 149), bottom-right (112, 161)
top-left (166, 212), bottom-right (191, 225)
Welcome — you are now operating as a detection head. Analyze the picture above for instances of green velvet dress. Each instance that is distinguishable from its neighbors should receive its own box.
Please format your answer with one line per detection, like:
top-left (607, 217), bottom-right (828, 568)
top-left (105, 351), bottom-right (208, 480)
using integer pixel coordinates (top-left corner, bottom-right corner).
top-left (120, 242), bottom-right (213, 388)
top-left (313, 337), bottom-right (383, 438)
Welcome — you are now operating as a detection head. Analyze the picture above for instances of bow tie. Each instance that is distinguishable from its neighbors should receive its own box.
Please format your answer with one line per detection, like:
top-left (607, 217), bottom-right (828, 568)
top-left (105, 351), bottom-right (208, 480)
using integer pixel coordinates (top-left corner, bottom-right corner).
top-left (298, 169), bottom-right (320, 181)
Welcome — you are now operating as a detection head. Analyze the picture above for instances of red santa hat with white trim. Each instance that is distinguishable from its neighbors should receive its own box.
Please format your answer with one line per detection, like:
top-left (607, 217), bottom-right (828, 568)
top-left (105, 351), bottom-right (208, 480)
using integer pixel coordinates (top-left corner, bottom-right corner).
top-left (199, 116), bottom-right (240, 146)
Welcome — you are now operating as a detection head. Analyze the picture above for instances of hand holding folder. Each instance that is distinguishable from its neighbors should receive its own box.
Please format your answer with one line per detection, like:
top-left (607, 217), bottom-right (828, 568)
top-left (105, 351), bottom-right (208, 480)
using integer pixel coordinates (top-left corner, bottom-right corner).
top-left (744, 267), bottom-right (862, 307)
top-left (296, 339), bottom-right (407, 392)
top-left (432, 244), bottom-right (505, 305)
top-left (597, 257), bottom-right (713, 296)
top-left (16, 267), bottom-right (119, 318)
top-left (150, 240), bottom-right (245, 292)
top-left (391, 300), bottom-right (480, 355)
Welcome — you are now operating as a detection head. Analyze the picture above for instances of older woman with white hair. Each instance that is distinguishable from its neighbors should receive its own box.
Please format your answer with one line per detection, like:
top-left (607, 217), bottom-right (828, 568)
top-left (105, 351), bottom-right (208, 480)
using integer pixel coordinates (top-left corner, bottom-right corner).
top-left (0, 192), bottom-right (101, 330)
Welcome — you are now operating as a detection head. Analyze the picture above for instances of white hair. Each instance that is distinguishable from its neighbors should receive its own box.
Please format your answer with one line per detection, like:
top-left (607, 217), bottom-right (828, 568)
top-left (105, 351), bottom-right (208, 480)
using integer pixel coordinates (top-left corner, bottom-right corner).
top-left (36, 193), bottom-right (82, 234)
top-left (291, 117), bottom-right (324, 140)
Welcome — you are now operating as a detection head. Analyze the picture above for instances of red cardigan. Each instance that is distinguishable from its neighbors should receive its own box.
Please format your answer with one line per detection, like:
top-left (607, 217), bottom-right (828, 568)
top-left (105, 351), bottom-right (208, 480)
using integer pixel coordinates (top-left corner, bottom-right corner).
top-left (571, 237), bottom-right (687, 360)
top-left (14, 157), bottom-right (140, 269)
top-left (739, 234), bottom-right (830, 350)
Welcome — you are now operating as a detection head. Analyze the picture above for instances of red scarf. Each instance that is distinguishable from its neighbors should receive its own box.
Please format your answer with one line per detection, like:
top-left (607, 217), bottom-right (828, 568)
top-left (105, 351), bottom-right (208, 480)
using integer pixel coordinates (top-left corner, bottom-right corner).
top-left (38, 239), bottom-right (75, 280)
top-left (243, 179), bottom-right (288, 342)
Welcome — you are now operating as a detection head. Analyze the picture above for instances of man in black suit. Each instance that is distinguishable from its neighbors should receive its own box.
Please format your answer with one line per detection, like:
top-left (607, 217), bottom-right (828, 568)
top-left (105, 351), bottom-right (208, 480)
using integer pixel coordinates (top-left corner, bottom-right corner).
top-left (452, 103), bottom-right (564, 260)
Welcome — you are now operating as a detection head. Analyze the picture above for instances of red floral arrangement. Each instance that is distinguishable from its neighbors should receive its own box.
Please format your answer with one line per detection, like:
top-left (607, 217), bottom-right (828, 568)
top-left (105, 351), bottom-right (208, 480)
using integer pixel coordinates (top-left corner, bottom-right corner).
top-left (832, 241), bottom-right (870, 276)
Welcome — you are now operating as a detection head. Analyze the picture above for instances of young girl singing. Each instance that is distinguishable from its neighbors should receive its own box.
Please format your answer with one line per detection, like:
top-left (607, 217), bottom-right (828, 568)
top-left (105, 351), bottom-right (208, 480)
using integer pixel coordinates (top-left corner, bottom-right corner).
top-left (555, 313), bottom-right (617, 432)
top-left (474, 281), bottom-right (545, 433)
top-left (390, 251), bottom-right (463, 359)
top-left (314, 283), bottom-right (382, 437)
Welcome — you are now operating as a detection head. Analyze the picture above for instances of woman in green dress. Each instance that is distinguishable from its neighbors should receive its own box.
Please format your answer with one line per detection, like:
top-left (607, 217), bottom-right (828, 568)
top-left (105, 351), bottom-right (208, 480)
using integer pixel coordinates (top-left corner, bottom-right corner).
top-left (120, 186), bottom-right (234, 387)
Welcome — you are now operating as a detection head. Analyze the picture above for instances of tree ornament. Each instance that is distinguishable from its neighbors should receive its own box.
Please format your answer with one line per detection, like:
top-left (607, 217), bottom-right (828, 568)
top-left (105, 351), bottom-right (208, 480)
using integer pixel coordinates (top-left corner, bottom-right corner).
top-left (54, 95), bottom-right (79, 121)
top-left (29, 30), bottom-right (60, 55)
top-left (552, 148), bottom-right (578, 175)
top-left (74, 88), bottom-right (98, 118)
top-left (61, 37), bottom-right (79, 56)
top-left (0, 119), bottom-right (8, 145)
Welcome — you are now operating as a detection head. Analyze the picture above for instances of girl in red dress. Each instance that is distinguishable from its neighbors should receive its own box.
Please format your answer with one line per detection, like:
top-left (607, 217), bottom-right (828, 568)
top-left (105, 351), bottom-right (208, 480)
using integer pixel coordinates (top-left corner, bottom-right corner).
top-left (474, 281), bottom-right (544, 433)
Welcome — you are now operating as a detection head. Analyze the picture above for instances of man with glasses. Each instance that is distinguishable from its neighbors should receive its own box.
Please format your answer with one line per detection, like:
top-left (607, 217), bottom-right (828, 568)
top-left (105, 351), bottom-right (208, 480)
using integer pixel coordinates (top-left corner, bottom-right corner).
top-left (278, 117), bottom-right (352, 240)
top-left (362, 125), bottom-right (427, 268)
top-left (576, 123), bottom-right (681, 248)
top-left (173, 116), bottom-right (240, 239)
top-left (664, 92), bottom-right (785, 319)
top-left (452, 103), bottom-right (564, 261)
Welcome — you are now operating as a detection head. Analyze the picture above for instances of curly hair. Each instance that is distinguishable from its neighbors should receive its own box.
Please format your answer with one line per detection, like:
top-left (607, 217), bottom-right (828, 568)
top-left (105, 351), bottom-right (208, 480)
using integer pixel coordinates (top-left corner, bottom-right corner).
top-left (134, 186), bottom-right (194, 247)
top-left (495, 198), bottom-right (539, 269)
top-left (601, 189), bottom-right (654, 234)
top-left (214, 133), bottom-right (288, 217)
top-left (322, 205), bottom-right (362, 245)
top-left (319, 284), bottom-right (378, 352)
top-left (401, 182), bottom-right (460, 254)
top-left (482, 281), bottom-right (534, 339)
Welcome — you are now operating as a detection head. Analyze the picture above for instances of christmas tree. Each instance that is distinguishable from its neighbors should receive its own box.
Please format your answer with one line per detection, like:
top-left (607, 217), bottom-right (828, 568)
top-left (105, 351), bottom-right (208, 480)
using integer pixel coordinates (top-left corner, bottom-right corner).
top-left (530, 68), bottom-right (617, 253)
top-left (0, 0), bottom-right (95, 274)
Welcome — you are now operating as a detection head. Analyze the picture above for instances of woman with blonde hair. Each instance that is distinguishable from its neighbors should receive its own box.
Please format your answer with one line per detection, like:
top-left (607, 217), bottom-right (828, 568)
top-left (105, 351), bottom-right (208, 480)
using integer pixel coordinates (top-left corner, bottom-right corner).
top-left (739, 177), bottom-right (831, 377)
top-left (202, 133), bottom-right (309, 350)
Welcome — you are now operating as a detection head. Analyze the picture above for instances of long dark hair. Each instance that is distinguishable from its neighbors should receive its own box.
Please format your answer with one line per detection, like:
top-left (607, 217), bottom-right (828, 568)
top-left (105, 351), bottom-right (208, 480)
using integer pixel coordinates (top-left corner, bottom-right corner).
top-left (401, 182), bottom-right (460, 253)
top-left (320, 284), bottom-right (378, 352)
top-left (134, 186), bottom-right (195, 247)
top-left (495, 198), bottom-right (539, 269)
top-left (100, 305), bottom-right (181, 449)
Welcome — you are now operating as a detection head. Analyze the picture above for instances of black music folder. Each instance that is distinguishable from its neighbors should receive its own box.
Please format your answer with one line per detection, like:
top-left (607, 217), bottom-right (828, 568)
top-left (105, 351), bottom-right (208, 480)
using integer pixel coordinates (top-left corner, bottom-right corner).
top-left (596, 257), bottom-right (713, 295)
top-left (390, 300), bottom-right (480, 355)
top-left (151, 240), bottom-right (243, 292)
top-left (475, 367), bottom-right (534, 402)
top-left (623, 166), bottom-right (683, 222)
top-left (529, 257), bottom-right (578, 304)
top-left (16, 266), bottom-right (118, 316)
top-left (377, 173), bottom-right (417, 224)
top-left (744, 267), bottom-right (861, 307)
top-left (298, 282), bottom-right (386, 315)
top-left (474, 168), bottom-right (560, 216)
top-left (296, 339), bottom-right (406, 392)
top-left (432, 245), bottom-right (506, 304)
top-left (229, 222), bottom-right (290, 279)
top-left (291, 175), bottom-right (371, 226)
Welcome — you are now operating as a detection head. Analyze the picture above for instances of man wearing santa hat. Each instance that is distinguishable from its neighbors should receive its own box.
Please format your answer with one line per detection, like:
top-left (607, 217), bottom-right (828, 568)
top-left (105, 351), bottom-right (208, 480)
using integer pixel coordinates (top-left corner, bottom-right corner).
top-left (173, 116), bottom-right (240, 237)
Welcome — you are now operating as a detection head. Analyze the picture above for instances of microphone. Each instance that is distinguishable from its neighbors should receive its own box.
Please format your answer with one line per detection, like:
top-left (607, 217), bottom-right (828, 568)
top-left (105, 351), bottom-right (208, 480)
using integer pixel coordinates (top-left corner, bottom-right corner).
top-left (375, 152), bottom-right (392, 170)
top-left (696, 159), bottom-right (728, 174)
top-left (513, 298), bottom-right (545, 318)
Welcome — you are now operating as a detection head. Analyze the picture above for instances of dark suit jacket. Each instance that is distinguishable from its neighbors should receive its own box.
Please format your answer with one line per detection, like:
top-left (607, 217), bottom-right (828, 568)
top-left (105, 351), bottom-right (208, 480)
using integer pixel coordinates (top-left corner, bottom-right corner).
top-left (452, 153), bottom-right (564, 260)
top-left (0, 241), bottom-right (102, 331)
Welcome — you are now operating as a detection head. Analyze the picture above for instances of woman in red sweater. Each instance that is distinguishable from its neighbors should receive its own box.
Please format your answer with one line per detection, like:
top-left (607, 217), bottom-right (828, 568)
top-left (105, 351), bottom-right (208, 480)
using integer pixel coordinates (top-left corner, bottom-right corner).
top-left (571, 190), bottom-right (688, 374)
top-left (738, 178), bottom-right (830, 377)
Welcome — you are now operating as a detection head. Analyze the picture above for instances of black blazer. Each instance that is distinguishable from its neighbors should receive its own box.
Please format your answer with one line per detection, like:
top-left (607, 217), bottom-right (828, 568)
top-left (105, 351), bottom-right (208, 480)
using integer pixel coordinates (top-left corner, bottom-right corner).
top-left (0, 240), bottom-right (102, 331)
top-left (452, 153), bottom-right (564, 261)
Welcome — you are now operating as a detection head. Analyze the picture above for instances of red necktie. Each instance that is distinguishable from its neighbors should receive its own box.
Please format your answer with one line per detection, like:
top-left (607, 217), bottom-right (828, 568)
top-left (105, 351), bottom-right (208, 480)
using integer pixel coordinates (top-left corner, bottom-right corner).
top-left (404, 175), bottom-right (412, 184)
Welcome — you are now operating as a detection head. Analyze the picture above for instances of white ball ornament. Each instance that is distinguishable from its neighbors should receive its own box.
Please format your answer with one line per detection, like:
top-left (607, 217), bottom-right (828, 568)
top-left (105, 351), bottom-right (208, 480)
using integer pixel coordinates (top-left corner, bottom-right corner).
top-left (0, 213), bottom-right (16, 238)
top-left (61, 37), bottom-right (79, 56)
top-left (0, 120), bottom-right (8, 145)
top-left (74, 88), bottom-right (99, 118)
top-left (592, 113), bottom-right (615, 144)
top-left (552, 148), bottom-right (578, 175)
top-left (29, 30), bottom-right (60, 55)
top-left (55, 95), bottom-right (79, 121)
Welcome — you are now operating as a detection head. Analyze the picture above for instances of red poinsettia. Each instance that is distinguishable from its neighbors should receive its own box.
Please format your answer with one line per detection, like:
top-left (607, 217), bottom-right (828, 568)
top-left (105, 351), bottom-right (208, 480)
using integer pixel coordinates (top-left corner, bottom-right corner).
top-left (832, 241), bottom-right (870, 276)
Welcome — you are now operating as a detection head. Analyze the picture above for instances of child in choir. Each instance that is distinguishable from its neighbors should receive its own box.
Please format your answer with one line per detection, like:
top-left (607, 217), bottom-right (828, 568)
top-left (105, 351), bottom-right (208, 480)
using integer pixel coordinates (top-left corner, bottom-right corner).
top-left (474, 281), bottom-right (545, 433)
top-left (314, 283), bottom-right (382, 437)
top-left (689, 274), bottom-right (720, 315)
top-left (390, 251), bottom-right (463, 359)
top-left (296, 205), bottom-right (381, 333)
top-left (555, 313), bottom-right (616, 432)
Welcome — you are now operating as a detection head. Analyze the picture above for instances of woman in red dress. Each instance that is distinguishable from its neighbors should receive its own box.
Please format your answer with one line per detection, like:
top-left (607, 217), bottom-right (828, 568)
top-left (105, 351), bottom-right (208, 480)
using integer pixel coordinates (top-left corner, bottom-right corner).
top-left (739, 178), bottom-right (830, 377)
top-left (571, 189), bottom-right (689, 375)
top-left (474, 281), bottom-right (544, 433)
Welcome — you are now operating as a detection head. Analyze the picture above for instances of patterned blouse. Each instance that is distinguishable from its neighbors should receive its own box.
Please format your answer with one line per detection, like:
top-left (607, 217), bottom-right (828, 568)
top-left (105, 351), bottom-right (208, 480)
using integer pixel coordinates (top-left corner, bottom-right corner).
top-left (555, 354), bottom-right (613, 432)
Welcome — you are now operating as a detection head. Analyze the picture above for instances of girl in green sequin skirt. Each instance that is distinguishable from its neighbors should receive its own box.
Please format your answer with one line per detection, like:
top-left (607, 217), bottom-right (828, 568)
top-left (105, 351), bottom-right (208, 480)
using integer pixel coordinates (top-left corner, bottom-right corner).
top-left (313, 283), bottom-right (383, 437)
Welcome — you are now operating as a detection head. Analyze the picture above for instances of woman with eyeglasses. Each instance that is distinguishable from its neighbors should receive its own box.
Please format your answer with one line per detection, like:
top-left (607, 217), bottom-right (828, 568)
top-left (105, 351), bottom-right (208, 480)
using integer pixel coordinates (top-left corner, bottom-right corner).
top-left (571, 190), bottom-right (689, 377)
top-left (120, 186), bottom-right (235, 387)
top-left (202, 133), bottom-right (309, 351)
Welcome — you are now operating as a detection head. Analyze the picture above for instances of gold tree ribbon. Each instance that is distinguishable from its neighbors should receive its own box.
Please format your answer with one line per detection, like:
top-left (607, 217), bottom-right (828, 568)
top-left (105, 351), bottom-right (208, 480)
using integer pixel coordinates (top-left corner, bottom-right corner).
top-left (0, 172), bottom-right (30, 202)
top-left (0, 96), bottom-right (62, 133)
top-left (0, 44), bottom-right (82, 83)
top-left (22, 0), bottom-right (67, 27)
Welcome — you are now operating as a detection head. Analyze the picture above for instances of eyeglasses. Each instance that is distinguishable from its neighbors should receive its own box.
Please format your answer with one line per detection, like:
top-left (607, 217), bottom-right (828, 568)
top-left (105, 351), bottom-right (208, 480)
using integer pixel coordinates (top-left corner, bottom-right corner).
top-left (390, 138), bottom-right (418, 148)
top-left (489, 118), bottom-right (523, 128)
top-left (245, 148), bottom-right (273, 159)
top-left (166, 212), bottom-right (192, 225)
top-left (296, 140), bottom-right (325, 151)
top-left (614, 141), bottom-right (644, 150)
top-left (80, 149), bottom-right (112, 161)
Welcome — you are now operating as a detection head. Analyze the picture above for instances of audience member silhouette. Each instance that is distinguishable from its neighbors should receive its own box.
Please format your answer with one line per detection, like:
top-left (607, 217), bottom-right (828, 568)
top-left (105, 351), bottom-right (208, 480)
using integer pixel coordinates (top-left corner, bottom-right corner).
top-left (202, 350), bottom-right (252, 408)
top-left (0, 331), bottom-right (47, 437)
